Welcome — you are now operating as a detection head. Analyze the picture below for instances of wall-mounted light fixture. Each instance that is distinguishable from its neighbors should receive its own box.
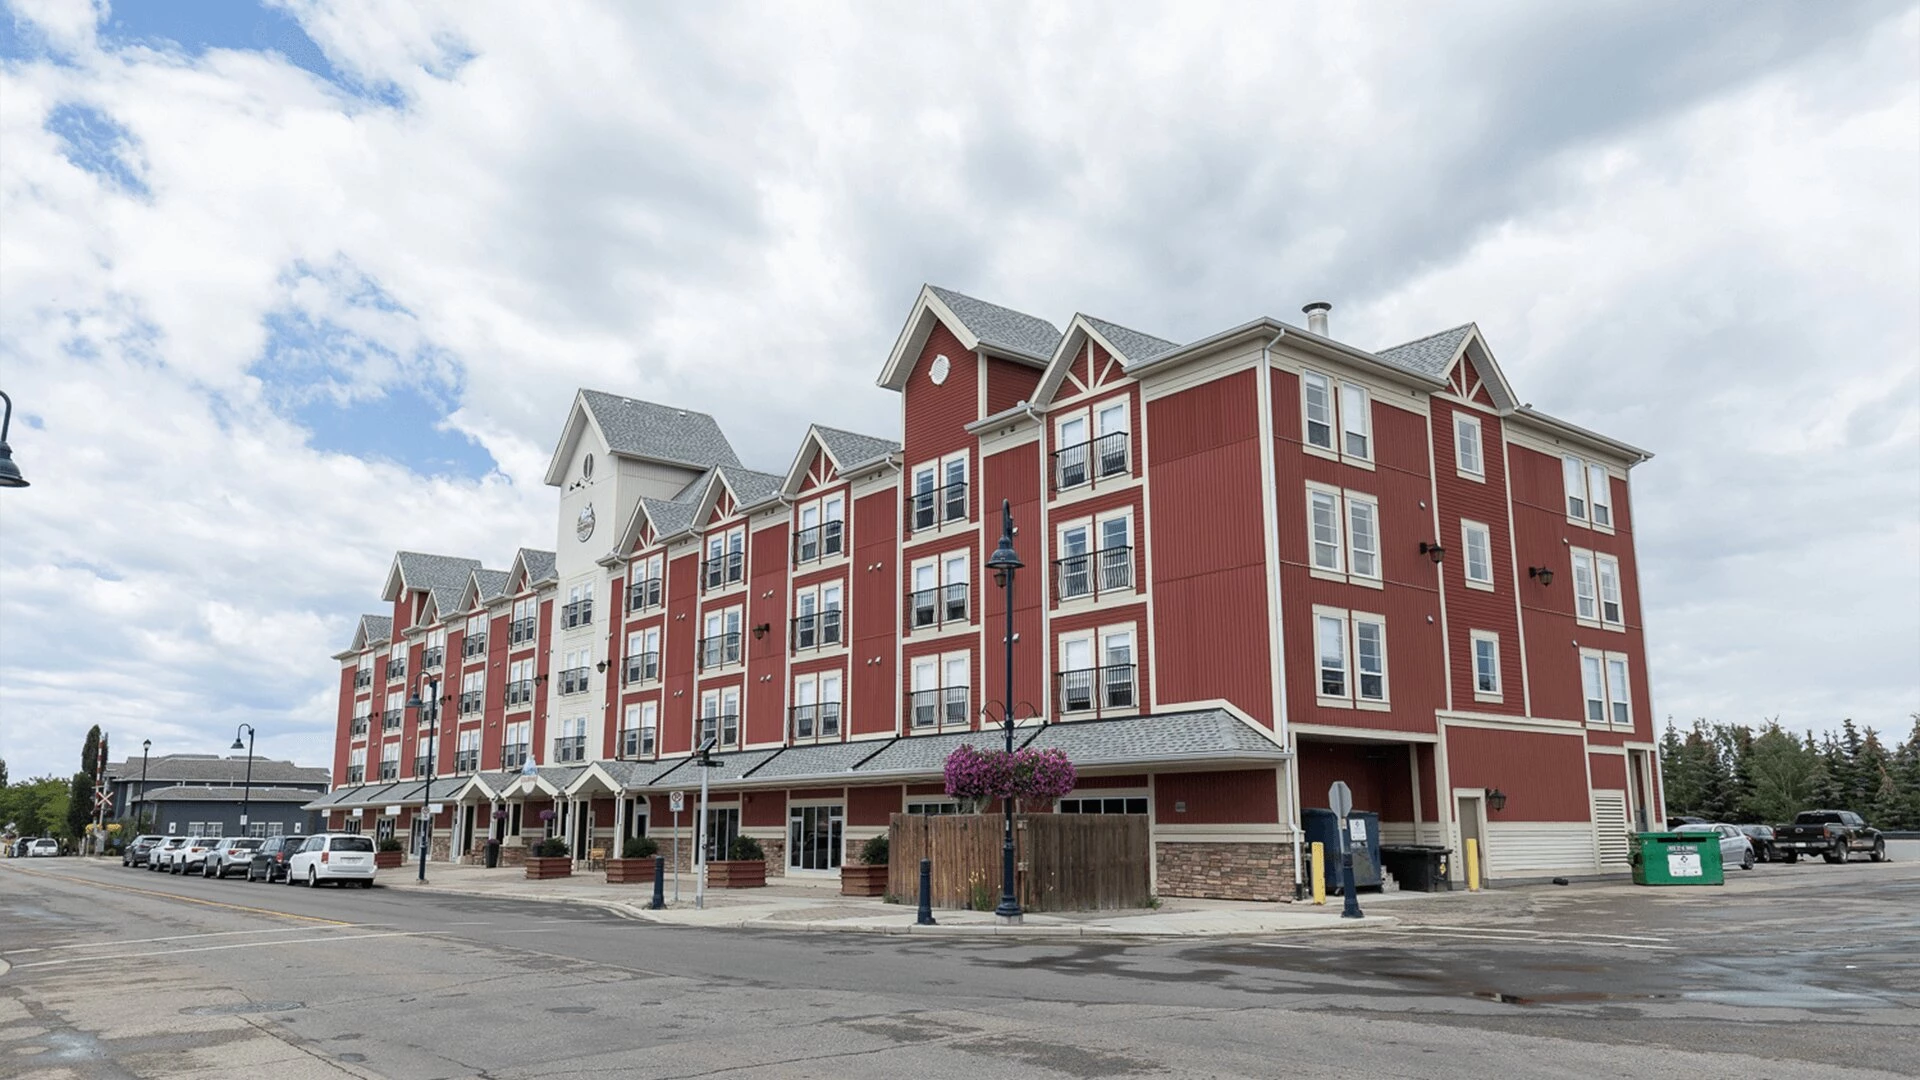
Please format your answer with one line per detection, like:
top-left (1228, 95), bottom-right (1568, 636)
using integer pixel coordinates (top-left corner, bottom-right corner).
top-left (594, 660), bottom-right (608, 673)
top-left (1419, 542), bottom-right (1446, 564)
top-left (1485, 787), bottom-right (1508, 812)
top-left (1528, 566), bottom-right (1555, 586)
top-left (751, 623), bottom-right (770, 641)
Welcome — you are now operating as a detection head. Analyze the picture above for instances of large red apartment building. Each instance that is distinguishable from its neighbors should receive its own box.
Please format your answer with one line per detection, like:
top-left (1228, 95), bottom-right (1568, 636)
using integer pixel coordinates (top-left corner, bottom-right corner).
top-left (311, 286), bottom-right (1661, 900)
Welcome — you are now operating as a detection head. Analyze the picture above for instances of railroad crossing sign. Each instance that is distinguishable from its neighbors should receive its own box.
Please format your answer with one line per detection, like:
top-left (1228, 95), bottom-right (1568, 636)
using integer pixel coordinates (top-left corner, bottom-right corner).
top-left (1328, 781), bottom-right (1353, 819)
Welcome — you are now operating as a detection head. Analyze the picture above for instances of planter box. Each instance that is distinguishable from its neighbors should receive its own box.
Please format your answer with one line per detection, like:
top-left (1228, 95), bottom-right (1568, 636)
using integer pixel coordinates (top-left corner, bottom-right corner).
top-left (707, 859), bottom-right (766, 888)
top-left (605, 857), bottom-right (658, 885)
top-left (374, 850), bottom-right (405, 869)
top-left (525, 856), bottom-right (574, 880)
top-left (841, 863), bottom-right (888, 897)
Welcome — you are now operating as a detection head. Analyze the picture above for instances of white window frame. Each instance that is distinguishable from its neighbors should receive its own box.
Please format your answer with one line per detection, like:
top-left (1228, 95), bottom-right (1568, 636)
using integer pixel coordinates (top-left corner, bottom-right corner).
top-left (1588, 463), bottom-right (1614, 530)
top-left (1314, 606), bottom-right (1389, 709)
top-left (1454, 412), bottom-right (1484, 480)
top-left (1307, 485), bottom-right (1344, 575)
top-left (1301, 370), bottom-right (1336, 452)
top-left (1470, 630), bottom-right (1502, 703)
top-left (907, 550), bottom-right (970, 632)
top-left (1461, 520), bottom-right (1495, 591)
top-left (1346, 492), bottom-right (1380, 585)
top-left (1563, 455), bottom-right (1618, 534)
top-left (908, 451), bottom-right (969, 532)
top-left (1314, 607), bottom-right (1349, 706)
top-left (1304, 371), bottom-right (1376, 467)
top-left (1596, 553), bottom-right (1624, 629)
top-left (1055, 508), bottom-right (1136, 601)
top-left (1055, 624), bottom-right (1138, 715)
top-left (1339, 382), bottom-right (1372, 464)
top-left (1580, 648), bottom-right (1633, 729)
top-left (1563, 455), bottom-right (1588, 523)
top-left (1571, 547), bottom-right (1599, 625)
top-left (1306, 483), bottom-right (1381, 588)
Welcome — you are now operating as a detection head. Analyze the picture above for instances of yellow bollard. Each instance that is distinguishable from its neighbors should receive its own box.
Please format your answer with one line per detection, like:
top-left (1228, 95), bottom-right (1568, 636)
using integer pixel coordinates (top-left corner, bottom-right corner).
top-left (1310, 841), bottom-right (1326, 905)
top-left (1466, 837), bottom-right (1482, 891)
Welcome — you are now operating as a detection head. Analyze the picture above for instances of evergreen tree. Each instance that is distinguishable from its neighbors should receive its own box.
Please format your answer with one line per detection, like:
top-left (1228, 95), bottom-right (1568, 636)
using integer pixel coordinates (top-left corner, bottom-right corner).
top-left (1814, 734), bottom-right (1850, 809)
top-left (0, 758), bottom-right (8, 788)
top-left (65, 773), bottom-right (93, 840)
top-left (1741, 722), bottom-right (1823, 825)
top-left (81, 725), bottom-right (103, 783)
top-left (1895, 717), bottom-right (1920, 830)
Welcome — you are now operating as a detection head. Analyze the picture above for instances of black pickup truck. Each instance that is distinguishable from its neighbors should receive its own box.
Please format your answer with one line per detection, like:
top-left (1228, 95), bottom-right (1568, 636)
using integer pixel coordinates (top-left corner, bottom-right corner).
top-left (1771, 810), bottom-right (1886, 864)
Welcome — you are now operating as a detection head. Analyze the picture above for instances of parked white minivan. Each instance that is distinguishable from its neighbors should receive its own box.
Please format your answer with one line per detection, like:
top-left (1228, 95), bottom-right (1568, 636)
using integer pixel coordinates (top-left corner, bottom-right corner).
top-left (286, 834), bottom-right (377, 888)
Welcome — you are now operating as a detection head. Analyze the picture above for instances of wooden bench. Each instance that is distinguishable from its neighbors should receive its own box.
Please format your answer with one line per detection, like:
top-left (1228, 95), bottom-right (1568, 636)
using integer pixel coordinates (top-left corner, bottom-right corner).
top-left (585, 846), bottom-right (608, 871)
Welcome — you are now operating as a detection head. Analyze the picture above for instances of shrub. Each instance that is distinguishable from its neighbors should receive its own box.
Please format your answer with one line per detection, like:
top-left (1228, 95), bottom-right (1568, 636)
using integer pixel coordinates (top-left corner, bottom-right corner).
top-left (622, 836), bottom-right (659, 860)
top-left (377, 837), bottom-right (404, 853)
top-left (858, 834), bottom-right (889, 865)
top-left (532, 837), bottom-right (570, 858)
top-left (728, 835), bottom-right (764, 861)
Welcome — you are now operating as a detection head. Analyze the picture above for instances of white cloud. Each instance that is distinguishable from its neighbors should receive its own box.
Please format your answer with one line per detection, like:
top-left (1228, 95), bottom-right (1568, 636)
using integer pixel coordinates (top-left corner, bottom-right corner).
top-left (0, 0), bottom-right (1915, 780)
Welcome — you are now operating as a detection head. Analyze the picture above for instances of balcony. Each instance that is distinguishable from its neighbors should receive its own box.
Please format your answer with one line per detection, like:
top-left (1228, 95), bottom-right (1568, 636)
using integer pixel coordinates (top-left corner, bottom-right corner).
top-left (790, 610), bottom-right (842, 652)
top-left (501, 743), bottom-right (529, 770)
top-left (1058, 663), bottom-right (1137, 717)
top-left (1055, 545), bottom-right (1134, 602)
top-left (624, 651), bottom-right (659, 685)
top-left (385, 659), bottom-right (406, 682)
top-left (906, 480), bottom-right (968, 534)
top-left (354, 670), bottom-right (372, 690)
top-left (454, 750), bottom-right (478, 774)
top-left (509, 618), bottom-right (537, 647)
top-left (554, 735), bottom-right (587, 763)
top-left (793, 520), bottom-right (845, 563)
top-left (346, 765), bottom-right (365, 784)
top-left (698, 712), bottom-right (741, 751)
top-left (1053, 430), bottom-right (1130, 492)
top-left (378, 761), bottom-right (398, 781)
top-left (907, 583), bottom-right (969, 631)
top-left (382, 710), bottom-right (402, 732)
top-left (908, 687), bottom-right (970, 731)
top-left (459, 691), bottom-right (482, 715)
top-left (558, 667), bottom-right (591, 695)
top-left (463, 634), bottom-right (487, 659)
top-left (702, 552), bottom-right (745, 592)
top-left (423, 645), bottom-right (445, 670)
top-left (618, 727), bottom-right (654, 758)
top-left (628, 577), bottom-right (663, 612)
top-left (698, 632), bottom-right (742, 670)
top-left (350, 717), bottom-right (369, 737)
top-left (562, 599), bottom-right (593, 629)
top-left (413, 755), bottom-right (433, 776)
top-left (789, 702), bottom-right (841, 743)
top-left (506, 679), bottom-right (534, 707)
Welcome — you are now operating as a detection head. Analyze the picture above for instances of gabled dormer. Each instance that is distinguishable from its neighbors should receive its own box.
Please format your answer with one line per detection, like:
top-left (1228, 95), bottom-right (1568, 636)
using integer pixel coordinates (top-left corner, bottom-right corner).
top-left (779, 424), bottom-right (900, 498)
top-left (503, 548), bottom-right (558, 597)
top-left (1028, 314), bottom-right (1180, 412)
top-left (381, 551), bottom-right (482, 632)
top-left (1377, 324), bottom-right (1518, 413)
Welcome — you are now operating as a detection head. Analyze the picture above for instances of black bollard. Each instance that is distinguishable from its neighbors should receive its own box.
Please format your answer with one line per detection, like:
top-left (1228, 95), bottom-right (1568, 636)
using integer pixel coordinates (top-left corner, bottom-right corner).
top-left (916, 857), bottom-right (936, 926)
top-left (1340, 851), bottom-right (1364, 919)
top-left (651, 855), bottom-right (666, 910)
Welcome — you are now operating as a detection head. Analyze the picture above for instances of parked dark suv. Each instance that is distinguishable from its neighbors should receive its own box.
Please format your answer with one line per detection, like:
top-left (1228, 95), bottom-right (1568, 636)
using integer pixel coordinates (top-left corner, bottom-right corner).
top-left (246, 835), bottom-right (302, 883)
top-left (123, 834), bottom-right (165, 867)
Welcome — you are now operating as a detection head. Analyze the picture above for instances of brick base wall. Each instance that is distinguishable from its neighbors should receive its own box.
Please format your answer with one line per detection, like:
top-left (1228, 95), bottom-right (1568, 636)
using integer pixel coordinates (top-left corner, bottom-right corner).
top-left (760, 836), bottom-right (786, 878)
top-left (1155, 841), bottom-right (1295, 902)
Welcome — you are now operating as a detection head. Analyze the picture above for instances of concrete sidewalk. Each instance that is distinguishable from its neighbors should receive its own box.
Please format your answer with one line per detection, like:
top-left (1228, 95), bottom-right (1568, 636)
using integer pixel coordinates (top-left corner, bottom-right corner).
top-left (381, 863), bottom-right (1398, 937)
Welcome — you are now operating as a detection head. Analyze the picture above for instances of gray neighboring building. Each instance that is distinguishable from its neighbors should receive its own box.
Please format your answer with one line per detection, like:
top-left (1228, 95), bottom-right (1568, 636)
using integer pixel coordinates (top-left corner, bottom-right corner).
top-left (103, 754), bottom-right (330, 823)
top-left (142, 786), bottom-right (326, 838)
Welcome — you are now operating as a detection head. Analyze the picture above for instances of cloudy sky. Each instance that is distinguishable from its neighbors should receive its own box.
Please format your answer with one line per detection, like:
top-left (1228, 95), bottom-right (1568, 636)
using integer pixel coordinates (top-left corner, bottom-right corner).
top-left (1, 0), bottom-right (1915, 780)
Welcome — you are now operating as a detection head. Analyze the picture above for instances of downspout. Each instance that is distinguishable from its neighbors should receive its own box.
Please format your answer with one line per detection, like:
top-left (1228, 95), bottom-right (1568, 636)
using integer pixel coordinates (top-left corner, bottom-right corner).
top-left (1255, 331), bottom-right (1304, 900)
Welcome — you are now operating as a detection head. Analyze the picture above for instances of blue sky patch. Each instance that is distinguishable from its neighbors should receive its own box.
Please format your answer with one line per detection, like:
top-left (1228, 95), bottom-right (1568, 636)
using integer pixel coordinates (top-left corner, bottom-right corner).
top-left (44, 103), bottom-right (149, 196)
top-left (292, 381), bottom-right (497, 480)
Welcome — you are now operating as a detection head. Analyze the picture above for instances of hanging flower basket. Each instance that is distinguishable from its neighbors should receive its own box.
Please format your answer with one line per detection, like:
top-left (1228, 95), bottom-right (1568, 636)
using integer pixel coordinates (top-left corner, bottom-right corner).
top-left (944, 746), bottom-right (1077, 805)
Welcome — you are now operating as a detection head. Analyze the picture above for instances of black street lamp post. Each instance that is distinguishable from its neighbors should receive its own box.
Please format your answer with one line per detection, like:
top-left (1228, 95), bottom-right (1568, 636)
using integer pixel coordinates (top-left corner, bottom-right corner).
top-left (408, 674), bottom-right (443, 882)
top-left (229, 725), bottom-right (255, 836)
top-left (984, 499), bottom-right (1025, 923)
top-left (0, 390), bottom-right (28, 489)
top-left (138, 739), bottom-right (151, 832)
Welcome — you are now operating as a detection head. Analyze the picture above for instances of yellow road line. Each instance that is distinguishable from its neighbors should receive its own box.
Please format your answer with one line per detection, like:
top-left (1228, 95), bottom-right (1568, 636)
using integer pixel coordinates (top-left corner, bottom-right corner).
top-left (1, 863), bottom-right (353, 926)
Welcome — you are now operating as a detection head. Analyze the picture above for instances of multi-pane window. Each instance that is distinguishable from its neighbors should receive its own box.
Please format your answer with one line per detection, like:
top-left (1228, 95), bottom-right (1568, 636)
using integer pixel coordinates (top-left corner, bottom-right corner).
top-left (700, 607), bottom-right (743, 668)
top-left (1317, 613), bottom-right (1347, 698)
top-left (455, 730), bottom-right (479, 774)
top-left (1572, 549), bottom-right (1598, 622)
top-left (501, 720), bottom-right (531, 769)
top-left (380, 742), bottom-right (400, 780)
top-left (908, 454), bottom-right (968, 532)
top-left (629, 554), bottom-right (664, 611)
top-left (1581, 650), bottom-right (1633, 729)
top-left (1307, 485), bottom-right (1380, 584)
top-left (463, 614), bottom-right (488, 658)
top-left (1315, 607), bottom-right (1387, 705)
top-left (703, 528), bottom-right (746, 590)
top-left (1596, 555), bottom-right (1623, 626)
top-left (384, 691), bottom-right (405, 730)
top-left (788, 804), bottom-right (844, 871)
top-left (1571, 549), bottom-right (1624, 628)
top-left (625, 627), bottom-right (661, 683)
top-left (1564, 456), bottom-right (1616, 529)
top-left (509, 597), bottom-right (538, 646)
top-left (347, 747), bottom-right (366, 784)
top-left (1339, 383), bottom-right (1371, 460)
top-left (563, 580), bottom-right (594, 629)
top-left (506, 659), bottom-right (535, 706)
top-left (795, 496), bottom-right (845, 562)
top-left (1471, 631), bottom-right (1502, 700)
top-left (1588, 463), bottom-right (1613, 528)
top-left (559, 648), bottom-right (592, 694)
top-left (355, 652), bottom-right (374, 689)
top-left (1304, 371), bottom-right (1374, 463)
top-left (423, 627), bottom-right (446, 670)
top-left (1054, 402), bottom-right (1131, 490)
top-left (699, 690), bottom-right (741, 749)
top-left (1310, 490), bottom-right (1343, 573)
top-left (908, 552), bottom-right (969, 629)
top-left (1058, 628), bottom-right (1135, 714)
top-left (791, 672), bottom-right (842, 741)
top-left (1302, 371), bottom-right (1334, 450)
top-left (791, 583), bottom-right (843, 651)
top-left (1056, 511), bottom-right (1133, 600)
top-left (1454, 412), bottom-right (1484, 478)
top-left (1059, 796), bottom-right (1149, 815)
top-left (620, 702), bottom-right (657, 757)
top-left (387, 644), bottom-right (406, 682)
top-left (1461, 520), bottom-right (1494, 589)
top-left (909, 653), bottom-right (970, 729)
top-left (415, 736), bottom-right (433, 777)
top-left (460, 670), bottom-right (484, 714)
top-left (555, 716), bottom-right (587, 762)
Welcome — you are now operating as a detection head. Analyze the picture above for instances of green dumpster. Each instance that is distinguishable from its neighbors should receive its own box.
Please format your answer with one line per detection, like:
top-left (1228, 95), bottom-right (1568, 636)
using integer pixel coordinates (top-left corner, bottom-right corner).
top-left (1629, 831), bottom-right (1723, 886)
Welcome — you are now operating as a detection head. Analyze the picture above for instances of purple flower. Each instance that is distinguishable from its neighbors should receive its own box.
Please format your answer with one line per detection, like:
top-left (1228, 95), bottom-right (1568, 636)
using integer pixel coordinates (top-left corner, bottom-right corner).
top-left (538, 808), bottom-right (556, 822)
top-left (944, 745), bottom-right (1076, 803)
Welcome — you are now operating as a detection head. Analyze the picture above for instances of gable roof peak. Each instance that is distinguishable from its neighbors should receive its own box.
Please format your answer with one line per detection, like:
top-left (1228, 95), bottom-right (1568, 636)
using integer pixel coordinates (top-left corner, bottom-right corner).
top-left (880, 284), bottom-right (1062, 390)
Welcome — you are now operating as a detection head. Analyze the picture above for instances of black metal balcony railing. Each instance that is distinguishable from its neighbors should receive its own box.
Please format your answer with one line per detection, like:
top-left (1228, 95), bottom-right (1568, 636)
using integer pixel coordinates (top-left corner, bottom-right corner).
top-left (505, 679), bottom-right (534, 707)
top-left (1055, 545), bottom-right (1134, 601)
top-left (790, 610), bottom-right (842, 652)
top-left (702, 552), bottom-right (745, 591)
top-left (382, 709), bottom-right (402, 731)
top-left (347, 765), bottom-right (365, 784)
top-left (619, 727), bottom-right (654, 758)
top-left (463, 634), bottom-right (487, 659)
top-left (413, 755), bottom-right (432, 776)
top-left (562, 599), bottom-right (593, 629)
top-left (501, 743), bottom-right (529, 770)
top-left (558, 667), bottom-right (591, 695)
top-left (699, 632), bottom-right (742, 670)
top-left (793, 520), bottom-right (845, 563)
top-left (378, 761), bottom-right (397, 781)
top-left (386, 659), bottom-right (406, 681)
top-left (459, 691), bottom-right (482, 715)
top-left (354, 670), bottom-right (372, 689)
top-left (350, 717), bottom-right (369, 737)
top-left (454, 750), bottom-right (478, 774)
top-left (509, 617), bottom-right (537, 646)
top-left (906, 480), bottom-right (968, 533)
top-left (624, 651), bottom-right (659, 685)
top-left (908, 687), bottom-right (970, 730)
top-left (1058, 663), bottom-right (1138, 717)
top-left (1053, 430), bottom-right (1130, 491)
top-left (699, 712), bottom-right (741, 750)
top-left (907, 583), bottom-right (969, 630)
top-left (555, 736), bottom-right (586, 763)
top-left (789, 702), bottom-right (842, 742)
top-left (423, 646), bottom-right (445, 670)
top-left (628, 577), bottom-right (663, 612)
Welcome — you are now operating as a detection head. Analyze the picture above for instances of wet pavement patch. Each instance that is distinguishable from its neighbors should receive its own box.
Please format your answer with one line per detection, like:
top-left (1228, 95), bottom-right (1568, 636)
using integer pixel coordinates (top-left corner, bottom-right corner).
top-left (181, 1001), bottom-right (304, 1016)
top-left (547, 1005), bottom-right (595, 1014)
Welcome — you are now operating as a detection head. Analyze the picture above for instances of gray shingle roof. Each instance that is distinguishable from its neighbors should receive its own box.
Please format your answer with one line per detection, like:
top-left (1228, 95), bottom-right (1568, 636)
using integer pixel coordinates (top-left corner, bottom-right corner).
top-left (928, 286), bottom-right (1062, 361)
top-left (105, 756), bottom-right (330, 786)
top-left (854, 728), bottom-right (1037, 777)
top-left (580, 390), bottom-right (741, 470)
top-left (815, 426), bottom-right (900, 471)
top-left (1022, 709), bottom-right (1284, 768)
top-left (1085, 316), bottom-right (1181, 365)
top-left (471, 569), bottom-right (509, 604)
top-left (640, 496), bottom-right (698, 539)
top-left (719, 465), bottom-right (784, 509)
top-left (395, 551), bottom-right (482, 615)
top-left (644, 749), bottom-right (783, 789)
top-left (517, 548), bottom-right (557, 587)
top-left (740, 741), bottom-right (887, 782)
top-left (357, 614), bottom-right (392, 649)
top-left (1375, 325), bottom-right (1474, 380)
top-left (142, 785), bottom-right (325, 803)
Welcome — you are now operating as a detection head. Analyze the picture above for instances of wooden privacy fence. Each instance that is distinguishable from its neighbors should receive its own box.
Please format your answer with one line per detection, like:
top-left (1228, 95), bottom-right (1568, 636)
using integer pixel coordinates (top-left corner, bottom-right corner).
top-left (886, 812), bottom-right (1151, 912)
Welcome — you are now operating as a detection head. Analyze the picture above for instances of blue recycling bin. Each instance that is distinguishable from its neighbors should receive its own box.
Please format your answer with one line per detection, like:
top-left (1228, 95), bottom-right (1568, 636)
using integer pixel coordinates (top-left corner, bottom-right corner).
top-left (1304, 808), bottom-right (1381, 888)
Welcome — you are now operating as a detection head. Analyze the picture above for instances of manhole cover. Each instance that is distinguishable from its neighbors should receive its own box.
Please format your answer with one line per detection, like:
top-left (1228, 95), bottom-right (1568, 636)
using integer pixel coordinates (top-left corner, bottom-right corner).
top-left (182, 1002), bottom-right (304, 1016)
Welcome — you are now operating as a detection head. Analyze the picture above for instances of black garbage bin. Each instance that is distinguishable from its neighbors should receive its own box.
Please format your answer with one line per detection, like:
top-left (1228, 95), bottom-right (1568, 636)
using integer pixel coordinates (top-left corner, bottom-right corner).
top-left (1379, 844), bottom-right (1452, 892)
top-left (484, 839), bottom-right (501, 869)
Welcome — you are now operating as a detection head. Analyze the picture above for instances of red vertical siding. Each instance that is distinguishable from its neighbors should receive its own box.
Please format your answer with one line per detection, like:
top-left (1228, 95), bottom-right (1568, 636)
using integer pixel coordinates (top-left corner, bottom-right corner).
top-left (1154, 769), bottom-right (1279, 824)
top-left (848, 785), bottom-right (902, 826)
top-left (982, 440), bottom-right (1044, 723)
top-left (1443, 725), bottom-right (1589, 821)
top-left (332, 665), bottom-right (353, 787)
top-left (1588, 751), bottom-right (1627, 790)
top-left (532, 595), bottom-right (553, 755)
top-left (851, 486), bottom-right (899, 736)
top-left (745, 521), bottom-right (789, 745)
top-left (1295, 741), bottom-right (1417, 819)
top-left (601, 574), bottom-right (625, 759)
top-left (661, 554), bottom-right (698, 755)
top-left (1433, 400), bottom-right (1524, 714)
top-left (986, 356), bottom-right (1040, 417)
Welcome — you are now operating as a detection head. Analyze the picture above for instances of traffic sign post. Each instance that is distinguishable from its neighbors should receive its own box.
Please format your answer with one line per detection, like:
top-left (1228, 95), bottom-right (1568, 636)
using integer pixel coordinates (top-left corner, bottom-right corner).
top-left (669, 790), bottom-right (685, 903)
top-left (1327, 781), bottom-right (1364, 920)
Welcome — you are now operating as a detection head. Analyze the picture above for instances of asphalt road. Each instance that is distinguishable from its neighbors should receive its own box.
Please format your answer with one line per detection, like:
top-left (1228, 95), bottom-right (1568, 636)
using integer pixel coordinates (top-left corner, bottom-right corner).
top-left (2, 853), bottom-right (1914, 1079)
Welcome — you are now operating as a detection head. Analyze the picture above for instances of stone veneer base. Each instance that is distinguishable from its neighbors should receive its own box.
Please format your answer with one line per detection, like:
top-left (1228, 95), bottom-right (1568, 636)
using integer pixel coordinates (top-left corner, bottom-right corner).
top-left (1155, 841), bottom-right (1296, 902)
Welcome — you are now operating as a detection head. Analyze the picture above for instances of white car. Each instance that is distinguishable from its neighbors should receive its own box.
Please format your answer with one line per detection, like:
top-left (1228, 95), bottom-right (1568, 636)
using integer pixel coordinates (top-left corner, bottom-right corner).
top-left (172, 836), bottom-right (225, 875)
top-left (1676, 822), bottom-right (1755, 872)
top-left (28, 838), bottom-right (59, 857)
top-left (286, 834), bottom-right (378, 888)
top-left (206, 837), bottom-right (265, 879)
top-left (148, 836), bottom-right (188, 870)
